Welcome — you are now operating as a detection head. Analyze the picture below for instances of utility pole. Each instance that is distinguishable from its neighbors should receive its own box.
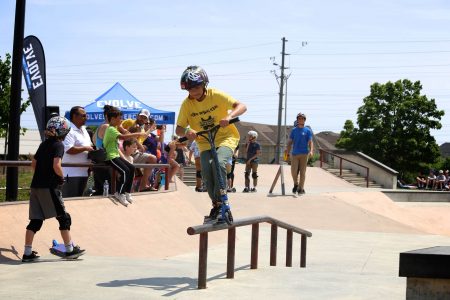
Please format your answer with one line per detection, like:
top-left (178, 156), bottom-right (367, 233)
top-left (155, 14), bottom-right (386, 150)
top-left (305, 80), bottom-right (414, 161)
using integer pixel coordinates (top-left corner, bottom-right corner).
top-left (6, 0), bottom-right (26, 201)
top-left (275, 37), bottom-right (287, 164)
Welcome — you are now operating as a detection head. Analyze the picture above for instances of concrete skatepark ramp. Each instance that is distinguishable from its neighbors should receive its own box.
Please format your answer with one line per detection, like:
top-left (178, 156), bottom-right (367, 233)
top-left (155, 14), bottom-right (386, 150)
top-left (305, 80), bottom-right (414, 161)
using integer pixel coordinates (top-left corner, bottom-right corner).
top-left (1, 165), bottom-right (450, 299)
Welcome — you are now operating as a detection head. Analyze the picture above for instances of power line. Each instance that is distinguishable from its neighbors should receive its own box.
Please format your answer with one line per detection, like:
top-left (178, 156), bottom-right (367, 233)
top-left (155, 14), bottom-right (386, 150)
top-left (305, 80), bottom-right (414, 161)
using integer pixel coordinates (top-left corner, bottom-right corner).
top-left (49, 42), bottom-right (278, 68)
top-left (291, 50), bottom-right (450, 56)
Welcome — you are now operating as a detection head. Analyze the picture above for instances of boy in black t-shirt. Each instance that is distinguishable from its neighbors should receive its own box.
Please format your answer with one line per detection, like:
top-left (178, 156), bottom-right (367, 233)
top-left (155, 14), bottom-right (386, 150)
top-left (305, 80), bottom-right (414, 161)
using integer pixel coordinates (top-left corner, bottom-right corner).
top-left (22, 116), bottom-right (86, 262)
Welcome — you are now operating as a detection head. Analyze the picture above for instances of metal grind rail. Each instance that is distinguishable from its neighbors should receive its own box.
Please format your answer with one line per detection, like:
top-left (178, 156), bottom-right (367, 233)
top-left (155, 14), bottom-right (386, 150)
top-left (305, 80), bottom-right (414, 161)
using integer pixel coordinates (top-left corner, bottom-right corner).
top-left (187, 215), bottom-right (312, 289)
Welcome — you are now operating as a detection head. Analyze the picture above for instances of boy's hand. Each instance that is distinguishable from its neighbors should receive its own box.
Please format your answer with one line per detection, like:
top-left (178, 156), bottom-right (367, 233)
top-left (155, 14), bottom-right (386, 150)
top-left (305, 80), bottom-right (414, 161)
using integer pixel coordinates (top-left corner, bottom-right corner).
top-left (57, 176), bottom-right (65, 186)
top-left (219, 118), bottom-right (230, 128)
top-left (185, 129), bottom-right (197, 141)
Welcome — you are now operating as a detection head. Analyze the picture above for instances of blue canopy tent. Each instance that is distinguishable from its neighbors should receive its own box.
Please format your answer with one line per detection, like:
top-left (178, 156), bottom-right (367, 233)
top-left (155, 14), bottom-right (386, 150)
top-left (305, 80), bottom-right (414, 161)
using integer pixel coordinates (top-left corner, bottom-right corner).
top-left (65, 82), bottom-right (175, 126)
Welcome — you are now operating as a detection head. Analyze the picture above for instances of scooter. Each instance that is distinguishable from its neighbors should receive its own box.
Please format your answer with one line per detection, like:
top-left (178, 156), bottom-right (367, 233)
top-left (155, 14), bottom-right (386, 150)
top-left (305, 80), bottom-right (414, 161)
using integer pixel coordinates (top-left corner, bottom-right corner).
top-left (179, 118), bottom-right (239, 225)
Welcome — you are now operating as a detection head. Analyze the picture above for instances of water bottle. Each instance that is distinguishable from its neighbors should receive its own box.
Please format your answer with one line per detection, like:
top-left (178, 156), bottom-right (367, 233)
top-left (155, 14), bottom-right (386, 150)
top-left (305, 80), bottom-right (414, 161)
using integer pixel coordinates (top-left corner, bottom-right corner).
top-left (160, 173), bottom-right (166, 189)
top-left (103, 180), bottom-right (109, 196)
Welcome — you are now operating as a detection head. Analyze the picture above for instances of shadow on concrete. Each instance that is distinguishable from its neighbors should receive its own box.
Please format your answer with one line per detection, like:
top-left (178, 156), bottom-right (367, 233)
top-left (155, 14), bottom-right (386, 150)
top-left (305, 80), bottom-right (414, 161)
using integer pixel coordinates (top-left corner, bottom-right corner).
top-left (267, 193), bottom-right (297, 198)
top-left (96, 264), bottom-right (251, 296)
top-left (0, 245), bottom-right (22, 265)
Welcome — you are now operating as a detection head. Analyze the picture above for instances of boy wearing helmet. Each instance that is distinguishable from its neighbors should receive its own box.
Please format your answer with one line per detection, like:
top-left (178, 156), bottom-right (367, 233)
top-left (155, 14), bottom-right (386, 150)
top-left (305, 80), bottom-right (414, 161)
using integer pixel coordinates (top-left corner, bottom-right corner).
top-left (243, 130), bottom-right (261, 192)
top-left (285, 112), bottom-right (313, 195)
top-left (176, 66), bottom-right (247, 220)
top-left (22, 116), bottom-right (85, 262)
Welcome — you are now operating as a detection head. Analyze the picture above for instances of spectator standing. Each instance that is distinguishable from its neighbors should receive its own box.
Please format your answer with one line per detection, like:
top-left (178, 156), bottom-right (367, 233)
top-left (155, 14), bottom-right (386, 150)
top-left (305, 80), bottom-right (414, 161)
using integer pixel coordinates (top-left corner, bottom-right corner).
top-left (122, 109), bottom-right (157, 192)
top-left (285, 112), bottom-right (313, 195)
top-left (62, 106), bottom-right (94, 198)
top-left (22, 116), bottom-right (85, 262)
top-left (243, 131), bottom-right (261, 192)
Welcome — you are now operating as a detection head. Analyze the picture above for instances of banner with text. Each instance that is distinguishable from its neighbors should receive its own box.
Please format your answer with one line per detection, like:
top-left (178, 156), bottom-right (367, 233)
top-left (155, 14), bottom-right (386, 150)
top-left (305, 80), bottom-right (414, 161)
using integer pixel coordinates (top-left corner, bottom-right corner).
top-left (22, 35), bottom-right (46, 141)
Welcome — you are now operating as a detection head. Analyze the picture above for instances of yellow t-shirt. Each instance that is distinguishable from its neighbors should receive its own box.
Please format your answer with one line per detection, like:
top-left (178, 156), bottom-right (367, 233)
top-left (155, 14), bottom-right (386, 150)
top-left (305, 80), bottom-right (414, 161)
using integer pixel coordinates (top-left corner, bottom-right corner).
top-left (121, 119), bottom-right (146, 144)
top-left (177, 88), bottom-right (240, 152)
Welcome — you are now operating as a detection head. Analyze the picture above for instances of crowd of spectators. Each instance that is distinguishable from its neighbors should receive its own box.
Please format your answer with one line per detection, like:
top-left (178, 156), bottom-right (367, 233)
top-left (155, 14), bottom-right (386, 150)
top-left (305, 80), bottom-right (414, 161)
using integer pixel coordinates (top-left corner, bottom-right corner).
top-left (399, 169), bottom-right (450, 191)
top-left (54, 104), bottom-right (267, 199)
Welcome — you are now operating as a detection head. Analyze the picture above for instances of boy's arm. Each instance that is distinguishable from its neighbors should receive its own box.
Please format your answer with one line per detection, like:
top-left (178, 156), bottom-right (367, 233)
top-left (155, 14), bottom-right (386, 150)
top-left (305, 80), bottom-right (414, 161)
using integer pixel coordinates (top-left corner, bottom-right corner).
top-left (53, 157), bottom-right (64, 178)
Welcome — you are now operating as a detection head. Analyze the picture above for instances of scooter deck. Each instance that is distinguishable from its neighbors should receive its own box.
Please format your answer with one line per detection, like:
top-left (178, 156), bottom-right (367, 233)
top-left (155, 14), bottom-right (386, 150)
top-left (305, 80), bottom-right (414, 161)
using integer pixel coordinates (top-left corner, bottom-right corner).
top-left (49, 240), bottom-right (85, 259)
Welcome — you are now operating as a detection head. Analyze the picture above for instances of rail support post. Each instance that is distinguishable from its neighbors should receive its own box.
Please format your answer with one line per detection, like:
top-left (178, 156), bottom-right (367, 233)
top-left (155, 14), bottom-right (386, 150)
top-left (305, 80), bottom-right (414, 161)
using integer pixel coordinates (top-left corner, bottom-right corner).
top-left (198, 232), bottom-right (208, 289)
top-left (286, 229), bottom-right (293, 267)
top-left (300, 234), bottom-right (307, 268)
top-left (270, 224), bottom-right (278, 266)
top-left (251, 223), bottom-right (259, 269)
top-left (227, 227), bottom-right (236, 279)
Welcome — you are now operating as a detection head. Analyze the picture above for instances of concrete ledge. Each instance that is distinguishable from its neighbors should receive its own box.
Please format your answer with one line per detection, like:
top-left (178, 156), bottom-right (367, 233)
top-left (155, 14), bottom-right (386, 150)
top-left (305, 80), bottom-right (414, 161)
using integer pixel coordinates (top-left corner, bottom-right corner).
top-left (400, 247), bottom-right (450, 299)
top-left (383, 190), bottom-right (450, 203)
top-left (399, 247), bottom-right (450, 279)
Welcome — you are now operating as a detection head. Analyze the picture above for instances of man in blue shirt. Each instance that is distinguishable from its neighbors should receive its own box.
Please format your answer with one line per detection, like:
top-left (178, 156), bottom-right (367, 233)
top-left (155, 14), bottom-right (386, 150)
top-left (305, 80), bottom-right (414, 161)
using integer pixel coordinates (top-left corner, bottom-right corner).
top-left (285, 113), bottom-right (314, 195)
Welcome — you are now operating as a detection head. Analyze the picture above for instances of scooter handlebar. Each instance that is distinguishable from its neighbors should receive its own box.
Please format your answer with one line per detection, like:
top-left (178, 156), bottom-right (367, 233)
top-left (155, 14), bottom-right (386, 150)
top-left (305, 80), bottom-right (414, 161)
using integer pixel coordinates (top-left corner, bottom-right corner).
top-left (177, 117), bottom-right (240, 143)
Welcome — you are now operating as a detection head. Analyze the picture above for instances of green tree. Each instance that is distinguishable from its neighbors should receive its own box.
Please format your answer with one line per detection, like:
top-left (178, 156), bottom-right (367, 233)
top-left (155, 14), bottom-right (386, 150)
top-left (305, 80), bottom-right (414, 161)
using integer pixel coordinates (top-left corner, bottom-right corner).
top-left (0, 53), bottom-right (31, 139)
top-left (336, 79), bottom-right (444, 176)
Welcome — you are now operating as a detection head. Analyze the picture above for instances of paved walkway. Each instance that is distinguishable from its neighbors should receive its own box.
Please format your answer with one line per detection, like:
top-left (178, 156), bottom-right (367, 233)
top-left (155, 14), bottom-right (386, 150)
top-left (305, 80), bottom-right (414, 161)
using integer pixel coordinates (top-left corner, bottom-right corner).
top-left (1, 165), bottom-right (450, 299)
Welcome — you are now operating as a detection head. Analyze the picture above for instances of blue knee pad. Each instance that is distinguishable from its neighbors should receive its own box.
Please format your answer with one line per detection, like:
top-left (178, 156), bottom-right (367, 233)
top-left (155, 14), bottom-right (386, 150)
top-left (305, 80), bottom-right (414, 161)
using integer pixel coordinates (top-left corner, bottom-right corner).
top-left (196, 170), bottom-right (202, 179)
top-left (244, 171), bottom-right (250, 180)
top-left (252, 172), bottom-right (258, 179)
top-left (56, 213), bottom-right (72, 230)
top-left (26, 219), bottom-right (43, 233)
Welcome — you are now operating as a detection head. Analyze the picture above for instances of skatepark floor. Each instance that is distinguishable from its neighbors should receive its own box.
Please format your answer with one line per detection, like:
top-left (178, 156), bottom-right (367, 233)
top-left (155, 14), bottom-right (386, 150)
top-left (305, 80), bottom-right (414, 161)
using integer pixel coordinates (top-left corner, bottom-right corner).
top-left (1, 164), bottom-right (450, 299)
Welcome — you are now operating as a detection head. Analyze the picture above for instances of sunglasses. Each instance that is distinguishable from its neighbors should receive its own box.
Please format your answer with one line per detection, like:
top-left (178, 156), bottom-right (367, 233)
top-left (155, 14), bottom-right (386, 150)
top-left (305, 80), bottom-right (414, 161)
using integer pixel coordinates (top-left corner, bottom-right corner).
top-left (76, 112), bottom-right (87, 118)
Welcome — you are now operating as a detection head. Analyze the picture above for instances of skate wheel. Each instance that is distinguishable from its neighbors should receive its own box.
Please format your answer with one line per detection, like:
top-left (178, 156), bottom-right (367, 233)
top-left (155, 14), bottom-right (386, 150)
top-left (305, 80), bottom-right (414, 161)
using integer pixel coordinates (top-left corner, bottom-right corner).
top-left (224, 210), bottom-right (233, 225)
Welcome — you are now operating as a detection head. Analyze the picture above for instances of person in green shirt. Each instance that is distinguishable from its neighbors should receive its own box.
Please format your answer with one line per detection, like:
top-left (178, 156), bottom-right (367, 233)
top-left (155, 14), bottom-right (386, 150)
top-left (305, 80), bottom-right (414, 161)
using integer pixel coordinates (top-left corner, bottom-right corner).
top-left (103, 107), bottom-right (151, 206)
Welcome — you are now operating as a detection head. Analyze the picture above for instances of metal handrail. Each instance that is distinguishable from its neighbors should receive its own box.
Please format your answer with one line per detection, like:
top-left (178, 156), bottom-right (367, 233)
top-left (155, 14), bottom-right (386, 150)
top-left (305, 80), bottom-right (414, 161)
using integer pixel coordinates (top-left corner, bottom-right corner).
top-left (0, 160), bottom-right (170, 192)
top-left (319, 148), bottom-right (370, 188)
top-left (187, 215), bottom-right (312, 289)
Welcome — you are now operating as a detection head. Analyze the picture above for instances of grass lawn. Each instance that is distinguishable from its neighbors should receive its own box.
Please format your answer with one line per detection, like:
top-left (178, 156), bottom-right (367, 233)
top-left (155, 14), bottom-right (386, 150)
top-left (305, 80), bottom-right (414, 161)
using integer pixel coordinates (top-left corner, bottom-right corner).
top-left (0, 167), bottom-right (33, 202)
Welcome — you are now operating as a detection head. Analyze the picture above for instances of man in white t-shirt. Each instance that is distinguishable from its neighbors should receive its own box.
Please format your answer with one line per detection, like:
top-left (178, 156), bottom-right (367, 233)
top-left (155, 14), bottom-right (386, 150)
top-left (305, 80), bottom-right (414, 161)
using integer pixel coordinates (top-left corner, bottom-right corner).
top-left (62, 106), bottom-right (94, 197)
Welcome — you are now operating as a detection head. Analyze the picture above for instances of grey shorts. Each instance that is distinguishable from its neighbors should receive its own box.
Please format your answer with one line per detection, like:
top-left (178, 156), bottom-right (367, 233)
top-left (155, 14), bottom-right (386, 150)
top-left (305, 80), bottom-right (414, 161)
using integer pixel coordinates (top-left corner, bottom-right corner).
top-left (29, 188), bottom-right (67, 220)
top-left (132, 152), bottom-right (153, 164)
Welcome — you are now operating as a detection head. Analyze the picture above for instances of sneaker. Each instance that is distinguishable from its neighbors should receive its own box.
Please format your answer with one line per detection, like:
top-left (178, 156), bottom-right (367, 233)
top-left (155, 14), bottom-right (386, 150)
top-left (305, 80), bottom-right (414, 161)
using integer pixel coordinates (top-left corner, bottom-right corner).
top-left (204, 205), bottom-right (221, 223)
top-left (125, 193), bottom-right (133, 204)
top-left (298, 188), bottom-right (305, 195)
top-left (22, 251), bottom-right (39, 262)
top-left (114, 193), bottom-right (129, 206)
top-left (65, 245), bottom-right (86, 259)
top-left (250, 187), bottom-right (257, 192)
top-left (292, 185), bottom-right (298, 193)
top-left (195, 187), bottom-right (204, 192)
top-left (243, 187), bottom-right (250, 193)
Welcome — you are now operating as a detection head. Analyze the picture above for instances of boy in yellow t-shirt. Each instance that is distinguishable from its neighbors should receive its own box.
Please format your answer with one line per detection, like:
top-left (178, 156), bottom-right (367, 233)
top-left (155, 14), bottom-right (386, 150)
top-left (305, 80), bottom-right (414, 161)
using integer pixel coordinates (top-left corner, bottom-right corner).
top-left (176, 66), bottom-right (247, 222)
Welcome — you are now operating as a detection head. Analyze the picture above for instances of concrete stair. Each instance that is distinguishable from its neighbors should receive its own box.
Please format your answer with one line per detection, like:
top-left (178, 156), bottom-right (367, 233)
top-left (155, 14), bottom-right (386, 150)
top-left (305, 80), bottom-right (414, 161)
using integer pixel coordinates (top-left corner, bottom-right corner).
top-left (177, 165), bottom-right (197, 187)
top-left (324, 168), bottom-right (383, 188)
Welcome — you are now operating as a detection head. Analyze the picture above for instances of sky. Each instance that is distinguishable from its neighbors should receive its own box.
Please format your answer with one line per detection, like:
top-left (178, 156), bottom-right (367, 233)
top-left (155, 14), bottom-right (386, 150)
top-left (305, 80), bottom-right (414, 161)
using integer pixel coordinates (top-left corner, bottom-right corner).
top-left (1, 0), bottom-right (450, 144)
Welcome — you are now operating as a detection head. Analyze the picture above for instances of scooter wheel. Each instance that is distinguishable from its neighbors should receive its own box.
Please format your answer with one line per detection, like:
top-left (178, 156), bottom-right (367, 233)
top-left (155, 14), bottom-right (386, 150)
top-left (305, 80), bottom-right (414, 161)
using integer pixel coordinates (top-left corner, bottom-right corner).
top-left (224, 209), bottom-right (233, 225)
